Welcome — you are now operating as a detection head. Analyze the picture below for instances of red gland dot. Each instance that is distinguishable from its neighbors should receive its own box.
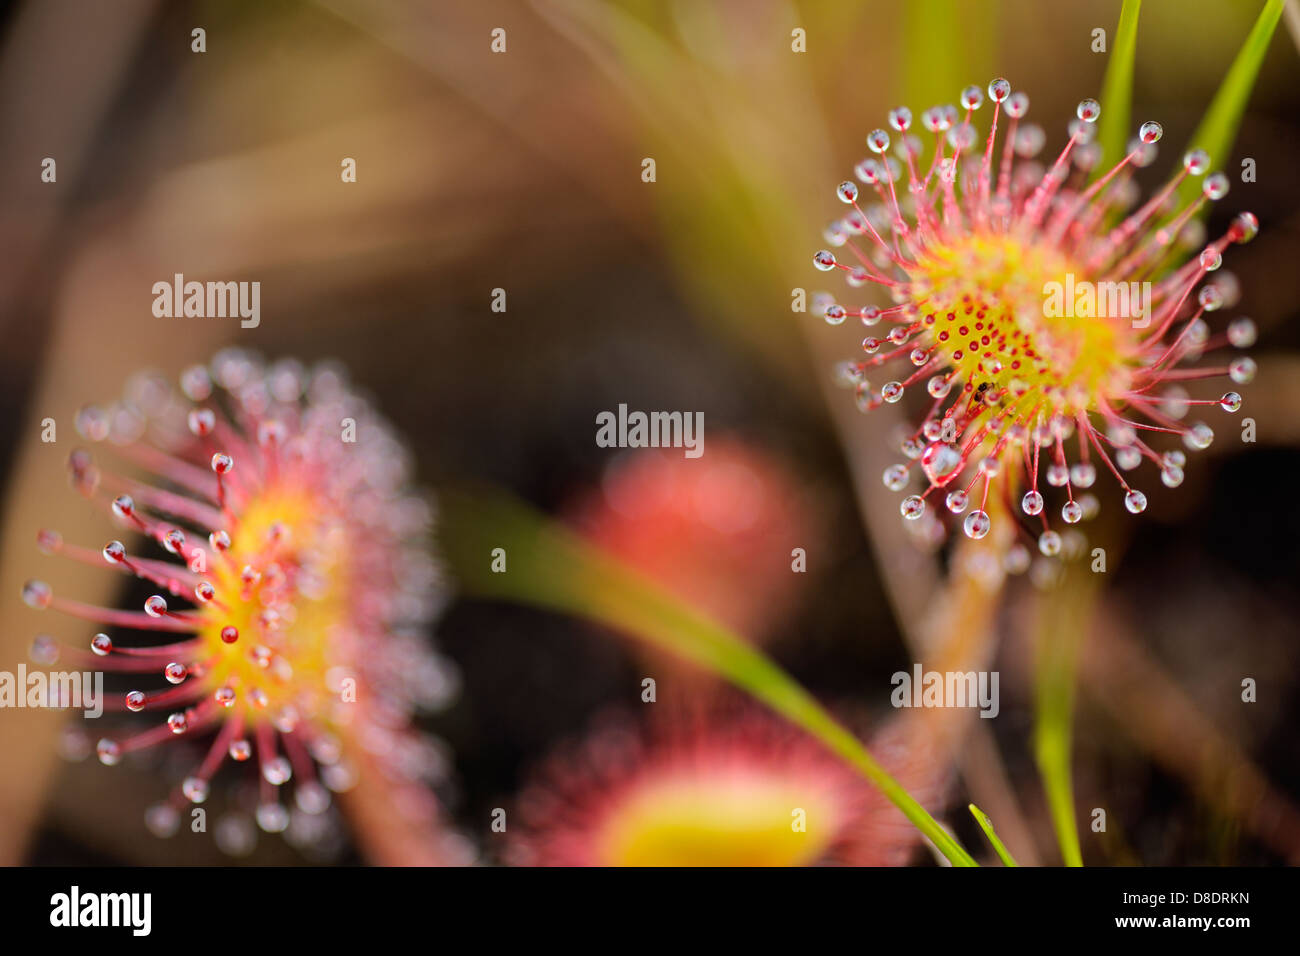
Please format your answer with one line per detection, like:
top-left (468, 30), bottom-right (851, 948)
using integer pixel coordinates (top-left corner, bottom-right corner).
top-left (221, 626), bottom-right (239, 644)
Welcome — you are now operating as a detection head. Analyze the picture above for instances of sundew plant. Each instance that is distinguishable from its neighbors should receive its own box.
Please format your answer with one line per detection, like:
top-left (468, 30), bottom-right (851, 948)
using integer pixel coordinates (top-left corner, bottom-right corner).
top-left (3, 0), bottom-right (1295, 878)
top-left (440, 0), bottom-right (1292, 869)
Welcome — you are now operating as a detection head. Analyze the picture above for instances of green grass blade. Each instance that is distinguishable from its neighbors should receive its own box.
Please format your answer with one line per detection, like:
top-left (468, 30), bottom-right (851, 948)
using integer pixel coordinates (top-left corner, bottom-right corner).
top-left (902, 0), bottom-right (994, 107)
top-left (1032, 571), bottom-right (1095, 867)
top-left (438, 486), bottom-right (978, 867)
top-left (1097, 0), bottom-right (1142, 175)
top-left (968, 804), bottom-right (1020, 866)
top-left (1175, 0), bottom-right (1286, 210)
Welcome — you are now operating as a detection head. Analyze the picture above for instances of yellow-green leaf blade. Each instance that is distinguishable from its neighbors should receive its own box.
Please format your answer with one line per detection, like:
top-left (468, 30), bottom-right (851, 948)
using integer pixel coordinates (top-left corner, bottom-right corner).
top-left (1097, 0), bottom-right (1142, 175)
top-left (1176, 0), bottom-right (1286, 211)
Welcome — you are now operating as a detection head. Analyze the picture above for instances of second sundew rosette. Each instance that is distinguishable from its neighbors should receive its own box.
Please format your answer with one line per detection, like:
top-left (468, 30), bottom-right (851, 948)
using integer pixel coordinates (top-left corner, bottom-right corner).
top-left (23, 349), bottom-right (465, 860)
top-left (812, 80), bottom-right (1258, 562)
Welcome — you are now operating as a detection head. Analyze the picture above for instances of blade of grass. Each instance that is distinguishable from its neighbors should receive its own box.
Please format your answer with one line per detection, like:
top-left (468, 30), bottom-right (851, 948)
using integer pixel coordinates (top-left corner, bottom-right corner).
top-left (1033, 568), bottom-right (1096, 867)
top-left (1097, 0), bottom-right (1142, 175)
top-left (902, 0), bottom-right (994, 108)
top-left (438, 486), bottom-right (977, 867)
top-left (1175, 0), bottom-right (1285, 212)
top-left (969, 804), bottom-right (1020, 866)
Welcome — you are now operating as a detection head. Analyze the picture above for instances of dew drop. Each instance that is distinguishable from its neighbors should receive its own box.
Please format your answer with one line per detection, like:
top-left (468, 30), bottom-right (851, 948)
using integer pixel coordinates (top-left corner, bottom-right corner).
top-left (1161, 465), bottom-right (1185, 488)
top-left (963, 510), bottom-right (991, 539)
top-left (1185, 422), bottom-right (1214, 450)
top-left (1183, 149), bottom-right (1210, 176)
top-left (36, 529), bottom-right (62, 555)
top-left (296, 782), bottom-right (331, 815)
top-left (1038, 530), bottom-right (1062, 557)
top-left (96, 739), bottom-right (121, 766)
top-left (183, 777), bottom-right (210, 804)
top-left (1199, 248), bottom-right (1222, 271)
top-left (90, 633), bottom-right (113, 656)
top-left (21, 579), bottom-right (52, 609)
top-left (900, 495), bottom-right (926, 520)
top-left (1046, 463), bottom-right (1069, 487)
top-left (1229, 356), bottom-right (1256, 384)
top-left (144, 595), bottom-right (168, 617)
top-left (229, 739), bottom-right (252, 762)
top-left (1139, 120), bottom-right (1163, 144)
top-left (1005, 91), bottom-right (1029, 118)
top-left (836, 181), bottom-right (859, 204)
top-left (824, 303), bottom-right (847, 325)
top-left (813, 250), bottom-right (836, 271)
top-left (927, 375), bottom-right (951, 398)
top-left (29, 635), bottom-right (59, 666)
top-left (75, 405), bottom-right (110, 441)
top-left (214, 686), bottom-right (236, 708)
top-left (881, 381), bottom-right (905, 403)
top-left (1062, 501), bottom-right (1083, 524)
top-left (125, 690), bottom-right (145, 712)
top-left (1021, 490), bottom-right (1044, 516)
top-left (882, 464), bottom-right (909, 491)
top-left (187, 408), bottom-right (216, 437)
top-left (111, 495), bottom-right (135, 520)
top-left (1219, 391), bottom-right (1242, 413)
top-left (1116, 447), bottom-right (1142, 471)
top-left (1227, 318), bottom-right (1257, 348)
top-left (1202, 173), bottom-right (1229, 200)
top-left (145, 803), bottom-right (180, 838)
top-left (180, 364), bottom-right (213, 401)
top-left (946, 489), bottom-right (969, 513)
top-left (1076, 98), bottom-right (1100, 123)
top-left (921, 442), bottom-right (965, 486)
top-left (1230, 211), bottom-right (1259, 244)
top-left (164, 662), bottom-right (187, 684)
top-left (1069, 462), bottom-right (1096, 488)
top-left (210, 452), bottom-right (234, 475)
top-left (263, 756), bottom-right (293, 786)
top-left (1124, 489), bottom-right (1148, 514)
top-left (256, 803), bottom-right (290, 834)
top-left (867, 129), bottom-right (890, 154)
top-left (167, 712), bottom-right (189, 734)
top-left (987, 78), bottom-right (1010, 103)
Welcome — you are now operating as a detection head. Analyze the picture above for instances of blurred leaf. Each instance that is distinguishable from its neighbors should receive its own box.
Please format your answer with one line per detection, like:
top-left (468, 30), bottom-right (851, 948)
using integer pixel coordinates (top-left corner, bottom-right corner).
top-left (902, 0), bottom-right (994, 107)
top-left (1033, 570), bottom-right (1096, 867)
top-left (438, 486), bottom-right (978, 867)
top-left (1097, 0), bottom-right (1142, 175)
top-left (969, 803), bottom-right (1020, 866)
top-left (1175, 0), bottom-right (1285, 212)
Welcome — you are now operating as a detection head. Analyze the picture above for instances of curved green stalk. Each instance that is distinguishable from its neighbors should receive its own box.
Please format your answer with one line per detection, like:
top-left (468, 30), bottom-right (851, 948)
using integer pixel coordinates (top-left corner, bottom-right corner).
top-left (1175, 0), bottom-right (1285, 211)
top-left (969, 804), bottom-right (1020, 866)
top-left (1097, 0), bottom-right (1142, 175)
